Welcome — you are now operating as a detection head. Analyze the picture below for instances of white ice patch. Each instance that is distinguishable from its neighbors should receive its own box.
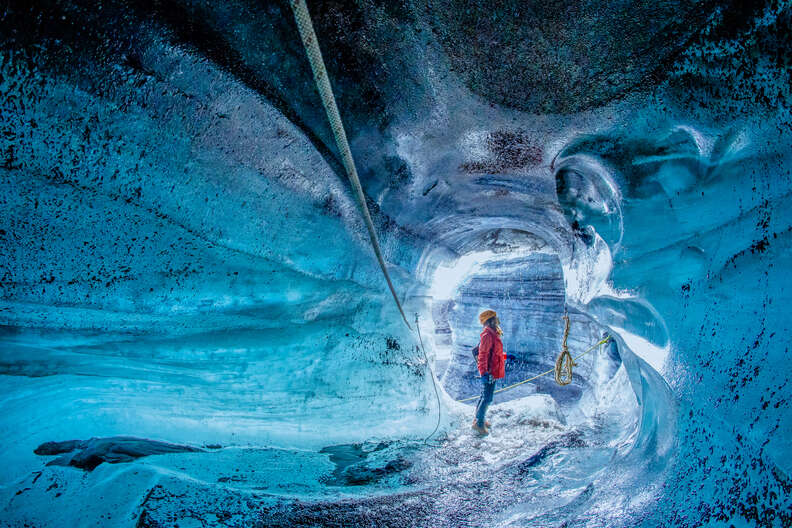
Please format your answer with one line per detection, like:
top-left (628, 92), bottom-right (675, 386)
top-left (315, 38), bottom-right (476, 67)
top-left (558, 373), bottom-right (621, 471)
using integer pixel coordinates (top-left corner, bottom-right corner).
top-left (562, 232), bottom-right (621, 304)
top-left (609, 326), bottom-right (671, 375)
top-left (428, 250), bottom-right (497, 300)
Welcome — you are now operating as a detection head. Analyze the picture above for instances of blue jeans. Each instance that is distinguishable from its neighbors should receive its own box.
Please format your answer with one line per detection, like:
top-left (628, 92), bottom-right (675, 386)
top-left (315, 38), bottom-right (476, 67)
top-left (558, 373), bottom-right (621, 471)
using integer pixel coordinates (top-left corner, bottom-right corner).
top-left (475, 375), bottom-right (496, 427)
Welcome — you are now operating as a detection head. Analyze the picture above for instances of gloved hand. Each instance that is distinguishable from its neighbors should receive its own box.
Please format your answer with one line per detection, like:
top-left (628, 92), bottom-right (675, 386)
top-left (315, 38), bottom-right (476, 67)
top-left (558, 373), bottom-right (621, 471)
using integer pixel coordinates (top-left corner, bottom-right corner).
top-left (506, 354), bottom-right (517, 361)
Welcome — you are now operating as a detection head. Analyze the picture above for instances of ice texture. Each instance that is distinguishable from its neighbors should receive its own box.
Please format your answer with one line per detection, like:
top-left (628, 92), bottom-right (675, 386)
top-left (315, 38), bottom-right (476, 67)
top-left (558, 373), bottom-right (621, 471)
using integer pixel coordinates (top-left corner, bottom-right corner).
top-left (1, 1), bottom-right (791, 527)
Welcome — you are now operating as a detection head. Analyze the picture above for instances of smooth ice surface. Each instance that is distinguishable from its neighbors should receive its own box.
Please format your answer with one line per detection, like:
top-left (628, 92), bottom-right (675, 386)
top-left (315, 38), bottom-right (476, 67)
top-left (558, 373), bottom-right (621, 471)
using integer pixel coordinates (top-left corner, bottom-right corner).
top-left (1, 1), bottom-right (791, 527)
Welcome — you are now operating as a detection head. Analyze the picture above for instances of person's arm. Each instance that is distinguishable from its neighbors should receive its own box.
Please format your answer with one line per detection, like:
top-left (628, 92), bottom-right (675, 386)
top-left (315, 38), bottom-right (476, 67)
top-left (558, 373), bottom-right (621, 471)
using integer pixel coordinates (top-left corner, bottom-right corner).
top-left (477, 332), bottom-right (492, 376)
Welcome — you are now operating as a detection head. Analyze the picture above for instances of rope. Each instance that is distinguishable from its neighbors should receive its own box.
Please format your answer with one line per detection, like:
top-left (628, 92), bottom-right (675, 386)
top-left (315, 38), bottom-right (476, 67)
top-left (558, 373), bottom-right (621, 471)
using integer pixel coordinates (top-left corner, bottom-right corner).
top-left (289, 0), bottom-right (411, 329)
top-left (457, 334), bottom-right (611, 403)
top-left (290, 1), bottom-right (443, 442)
top-left (416, 314), bottom-right (442, 443)
top-left (555, 314), bottom-right (574, 385)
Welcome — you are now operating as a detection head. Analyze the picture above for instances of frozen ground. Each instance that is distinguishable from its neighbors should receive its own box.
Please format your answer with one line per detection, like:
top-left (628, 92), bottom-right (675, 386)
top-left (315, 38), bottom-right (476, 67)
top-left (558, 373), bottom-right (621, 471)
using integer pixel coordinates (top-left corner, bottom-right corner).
top-left (3, 391), bottom-right (643, 527)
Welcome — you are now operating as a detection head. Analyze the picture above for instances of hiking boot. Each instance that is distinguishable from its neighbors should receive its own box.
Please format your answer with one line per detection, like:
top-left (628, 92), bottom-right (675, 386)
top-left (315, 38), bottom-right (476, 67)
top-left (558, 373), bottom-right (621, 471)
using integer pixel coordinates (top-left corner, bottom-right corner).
top-left (471, 423), bottom-right (489, 435)
top-left (472, 418), bottom-right (491, 428)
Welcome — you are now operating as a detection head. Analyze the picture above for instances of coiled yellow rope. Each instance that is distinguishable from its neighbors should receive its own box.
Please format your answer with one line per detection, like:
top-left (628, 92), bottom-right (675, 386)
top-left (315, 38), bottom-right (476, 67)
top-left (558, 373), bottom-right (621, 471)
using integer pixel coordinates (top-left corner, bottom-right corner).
top-left (555, 314), bottom-right (574, 386)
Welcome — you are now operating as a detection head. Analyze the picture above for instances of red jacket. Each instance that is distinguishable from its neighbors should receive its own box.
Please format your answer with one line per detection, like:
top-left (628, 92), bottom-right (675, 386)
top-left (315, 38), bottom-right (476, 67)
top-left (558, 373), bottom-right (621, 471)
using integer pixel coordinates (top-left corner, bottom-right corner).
top-left (477, 326), bottom-right (505, 379)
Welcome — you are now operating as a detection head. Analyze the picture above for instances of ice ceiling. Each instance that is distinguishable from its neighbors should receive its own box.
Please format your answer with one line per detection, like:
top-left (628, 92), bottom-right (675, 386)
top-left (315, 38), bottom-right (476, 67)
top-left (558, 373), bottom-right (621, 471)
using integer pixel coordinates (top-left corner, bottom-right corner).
top-left (1, 1), bottom-right (791, 527)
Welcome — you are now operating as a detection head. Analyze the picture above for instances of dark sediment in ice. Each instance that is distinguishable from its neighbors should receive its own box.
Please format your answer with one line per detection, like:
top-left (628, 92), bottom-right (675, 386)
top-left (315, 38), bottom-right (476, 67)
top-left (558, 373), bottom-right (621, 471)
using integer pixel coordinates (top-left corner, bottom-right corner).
top-left (35, 437), bottom-right (202, 471)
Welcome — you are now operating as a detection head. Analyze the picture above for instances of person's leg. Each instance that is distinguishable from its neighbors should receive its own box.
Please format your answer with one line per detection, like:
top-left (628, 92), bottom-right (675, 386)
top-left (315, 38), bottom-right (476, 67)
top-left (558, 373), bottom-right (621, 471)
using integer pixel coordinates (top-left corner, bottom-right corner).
top-left (474, 392), bottom-right (484, 425)
top-left (482, 379), bottom-right (495, 424)
top-left (476, 378), bottom-right (495, 428)
top-left (474, 377), bottom-right (488, 428)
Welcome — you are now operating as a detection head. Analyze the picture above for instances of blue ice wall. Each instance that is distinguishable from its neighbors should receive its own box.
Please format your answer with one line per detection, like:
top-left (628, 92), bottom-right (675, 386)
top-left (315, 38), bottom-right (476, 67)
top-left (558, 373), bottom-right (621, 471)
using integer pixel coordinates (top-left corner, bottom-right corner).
top-left (556, 116), bottom-right (792, 525)
top-left (0, 17), bottom-right (438, 468)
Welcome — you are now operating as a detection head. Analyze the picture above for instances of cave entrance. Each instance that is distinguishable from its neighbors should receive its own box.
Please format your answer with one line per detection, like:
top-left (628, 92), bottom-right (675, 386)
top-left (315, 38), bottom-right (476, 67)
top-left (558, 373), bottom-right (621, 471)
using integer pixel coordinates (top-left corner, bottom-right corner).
top-left (427, 227), bottom-right (594, 406)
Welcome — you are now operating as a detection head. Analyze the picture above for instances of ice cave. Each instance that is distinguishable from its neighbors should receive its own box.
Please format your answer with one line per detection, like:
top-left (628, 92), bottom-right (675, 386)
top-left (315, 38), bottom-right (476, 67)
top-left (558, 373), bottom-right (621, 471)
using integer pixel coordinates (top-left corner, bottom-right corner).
top-left (1, 1), bottom-right (791, 526)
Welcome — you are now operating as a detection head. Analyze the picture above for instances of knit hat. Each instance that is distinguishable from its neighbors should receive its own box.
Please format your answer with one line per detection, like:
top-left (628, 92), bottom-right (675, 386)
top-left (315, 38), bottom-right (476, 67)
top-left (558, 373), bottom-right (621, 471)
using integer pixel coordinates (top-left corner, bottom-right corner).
top-left (478, 309), bottom-right (497, 325)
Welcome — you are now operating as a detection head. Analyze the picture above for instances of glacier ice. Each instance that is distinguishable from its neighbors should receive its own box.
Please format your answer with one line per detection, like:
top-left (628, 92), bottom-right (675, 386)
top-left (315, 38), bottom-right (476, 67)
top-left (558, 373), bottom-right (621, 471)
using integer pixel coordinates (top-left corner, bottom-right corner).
top-left (1, 1), bottom-right (791, 527)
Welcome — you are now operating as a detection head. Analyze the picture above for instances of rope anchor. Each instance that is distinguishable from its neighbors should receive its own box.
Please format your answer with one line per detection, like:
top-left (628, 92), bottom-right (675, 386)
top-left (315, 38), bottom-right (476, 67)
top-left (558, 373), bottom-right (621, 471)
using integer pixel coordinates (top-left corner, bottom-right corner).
top-left (554, 314), bottom-right (576, 386)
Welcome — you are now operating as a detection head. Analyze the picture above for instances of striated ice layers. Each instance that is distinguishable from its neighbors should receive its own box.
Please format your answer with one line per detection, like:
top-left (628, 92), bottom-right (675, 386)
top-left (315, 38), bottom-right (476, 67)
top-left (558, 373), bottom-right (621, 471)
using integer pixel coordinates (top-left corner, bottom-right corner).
top-left (1, 1), bottom-right (791, 527)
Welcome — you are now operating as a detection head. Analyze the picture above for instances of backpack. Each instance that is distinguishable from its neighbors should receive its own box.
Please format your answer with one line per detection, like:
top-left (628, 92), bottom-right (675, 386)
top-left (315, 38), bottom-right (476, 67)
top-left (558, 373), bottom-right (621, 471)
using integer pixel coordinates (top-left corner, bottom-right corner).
top-left (471, 345), bottom-right (479, 362)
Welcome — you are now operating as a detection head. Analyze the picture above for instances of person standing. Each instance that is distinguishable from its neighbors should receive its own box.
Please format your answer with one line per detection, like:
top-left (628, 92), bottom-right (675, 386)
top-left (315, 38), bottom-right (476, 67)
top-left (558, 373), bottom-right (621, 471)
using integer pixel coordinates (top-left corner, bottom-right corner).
top-left (473, 309), bottom-right (505, 435)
